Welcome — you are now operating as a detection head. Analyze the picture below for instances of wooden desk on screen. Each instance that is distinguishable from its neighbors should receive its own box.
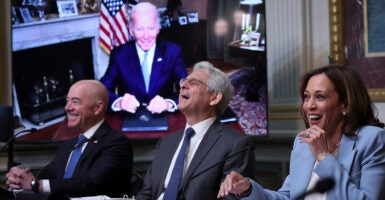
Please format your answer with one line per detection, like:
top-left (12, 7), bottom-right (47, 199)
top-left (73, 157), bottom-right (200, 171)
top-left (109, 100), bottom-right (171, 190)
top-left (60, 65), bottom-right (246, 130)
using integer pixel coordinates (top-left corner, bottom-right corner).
top-left (17, 112), bottom-right (243, 142)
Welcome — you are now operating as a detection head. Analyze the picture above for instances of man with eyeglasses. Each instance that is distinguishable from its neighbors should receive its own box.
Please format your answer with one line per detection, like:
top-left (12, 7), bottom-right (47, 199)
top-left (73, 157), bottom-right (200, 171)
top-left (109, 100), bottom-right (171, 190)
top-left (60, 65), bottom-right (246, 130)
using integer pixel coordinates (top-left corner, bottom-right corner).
top-left (136, 61), bottom-right (256, 200)
top-left (100, 2), bottom-right (188, 114)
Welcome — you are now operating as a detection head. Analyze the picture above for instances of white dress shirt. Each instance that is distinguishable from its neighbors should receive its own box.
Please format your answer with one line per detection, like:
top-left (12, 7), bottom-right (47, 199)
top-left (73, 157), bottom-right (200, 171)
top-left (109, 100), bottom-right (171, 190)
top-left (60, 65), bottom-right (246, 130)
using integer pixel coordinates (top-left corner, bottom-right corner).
top-left (305, 161), bottom-right (327, 200)
top-left (158, 117), bottom-right (217, 200)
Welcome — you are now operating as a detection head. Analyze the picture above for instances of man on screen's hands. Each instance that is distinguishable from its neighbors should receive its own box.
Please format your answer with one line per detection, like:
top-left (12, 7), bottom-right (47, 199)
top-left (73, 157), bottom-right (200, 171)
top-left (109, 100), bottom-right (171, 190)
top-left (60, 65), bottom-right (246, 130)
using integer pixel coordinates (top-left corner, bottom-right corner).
top-left (146, 95), bottom-right (174, 114)
top-left (117, 93), bottom-right (140, 113)
top-left (117, 94), bottom-right (173, 114)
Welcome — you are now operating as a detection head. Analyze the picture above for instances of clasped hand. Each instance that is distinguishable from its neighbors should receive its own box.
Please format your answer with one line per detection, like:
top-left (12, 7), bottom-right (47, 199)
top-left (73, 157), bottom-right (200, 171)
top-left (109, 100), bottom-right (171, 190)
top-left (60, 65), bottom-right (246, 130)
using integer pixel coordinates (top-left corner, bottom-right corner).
top-left (298, 125), bottom-right (330, 161)
top-left (119, 94), bottom-right (171, 114)
top-left (6, 166), bottom-right (35, 191)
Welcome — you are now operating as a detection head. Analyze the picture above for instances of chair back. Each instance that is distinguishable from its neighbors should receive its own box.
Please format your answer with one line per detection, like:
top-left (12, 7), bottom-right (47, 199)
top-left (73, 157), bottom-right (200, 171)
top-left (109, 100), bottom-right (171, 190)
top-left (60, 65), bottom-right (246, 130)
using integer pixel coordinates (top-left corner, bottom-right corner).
top-left (127, 171), bottom-right (144, 198)
top-left (0, 105), bottom-right (13, 142)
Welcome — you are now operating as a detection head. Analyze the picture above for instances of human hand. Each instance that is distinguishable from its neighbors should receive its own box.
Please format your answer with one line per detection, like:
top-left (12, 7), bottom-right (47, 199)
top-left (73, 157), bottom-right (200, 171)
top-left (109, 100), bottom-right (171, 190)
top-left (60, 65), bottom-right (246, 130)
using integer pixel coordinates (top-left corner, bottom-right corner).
top-left (147, 95), bottom-right (171, 114)
top-left (119, 93), bottom-right (140, 113)
top-left (6, 166), bottom-right (34, 190)
top-left (298, 125), bottom-right (329, 161)
top-left (217, 171), bottom-right (251, 198)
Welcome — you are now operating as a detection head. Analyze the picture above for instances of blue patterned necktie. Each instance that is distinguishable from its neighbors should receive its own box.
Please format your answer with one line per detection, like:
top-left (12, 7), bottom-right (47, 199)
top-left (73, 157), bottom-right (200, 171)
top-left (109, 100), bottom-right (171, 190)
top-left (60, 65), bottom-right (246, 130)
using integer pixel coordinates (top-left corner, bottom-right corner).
top-left (163, 128), bottom-right (195, 200)
top-left (63, 135), bottom-right (87, 179)
top-left (142, 52), bottom-right (150, 93)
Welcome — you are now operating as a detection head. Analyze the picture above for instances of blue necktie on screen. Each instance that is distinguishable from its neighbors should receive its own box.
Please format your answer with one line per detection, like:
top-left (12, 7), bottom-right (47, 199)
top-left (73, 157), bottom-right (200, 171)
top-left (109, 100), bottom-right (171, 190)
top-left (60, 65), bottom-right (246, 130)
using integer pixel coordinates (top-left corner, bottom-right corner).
top-left (63, 135), bottom-right (87, 179)
top-left (163, 128), bottom-right (195, 200)
top-left (142, 52), bottom-right (150, 93)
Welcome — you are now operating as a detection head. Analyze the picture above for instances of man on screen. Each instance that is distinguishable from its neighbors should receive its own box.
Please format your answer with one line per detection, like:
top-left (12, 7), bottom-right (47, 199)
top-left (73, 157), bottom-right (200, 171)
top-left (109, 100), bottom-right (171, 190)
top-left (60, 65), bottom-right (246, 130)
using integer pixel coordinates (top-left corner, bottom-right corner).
top-left (100, 2), bottom-right (188, 114)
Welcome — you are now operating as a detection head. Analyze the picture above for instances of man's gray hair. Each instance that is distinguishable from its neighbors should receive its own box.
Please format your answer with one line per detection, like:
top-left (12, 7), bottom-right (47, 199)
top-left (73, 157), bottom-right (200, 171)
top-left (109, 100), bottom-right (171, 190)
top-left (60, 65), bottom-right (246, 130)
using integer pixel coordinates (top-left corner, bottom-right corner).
top-left (192, 61), bottom-right (234, 116)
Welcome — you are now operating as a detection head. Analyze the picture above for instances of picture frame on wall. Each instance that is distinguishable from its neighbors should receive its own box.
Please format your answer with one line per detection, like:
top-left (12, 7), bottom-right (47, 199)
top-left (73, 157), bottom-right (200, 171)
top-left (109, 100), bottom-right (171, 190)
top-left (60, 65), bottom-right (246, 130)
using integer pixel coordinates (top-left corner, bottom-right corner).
top-left (57, 0), bottom-right (79, 18)
top-left (330, 0), bottom-right (385, 101)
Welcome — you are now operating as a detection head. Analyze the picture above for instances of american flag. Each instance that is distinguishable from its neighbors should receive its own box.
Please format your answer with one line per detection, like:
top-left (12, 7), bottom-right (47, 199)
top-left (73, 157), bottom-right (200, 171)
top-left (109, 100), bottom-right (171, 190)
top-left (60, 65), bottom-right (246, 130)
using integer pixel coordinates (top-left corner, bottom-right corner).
top-left (99, 0), bottom-right (130, 54)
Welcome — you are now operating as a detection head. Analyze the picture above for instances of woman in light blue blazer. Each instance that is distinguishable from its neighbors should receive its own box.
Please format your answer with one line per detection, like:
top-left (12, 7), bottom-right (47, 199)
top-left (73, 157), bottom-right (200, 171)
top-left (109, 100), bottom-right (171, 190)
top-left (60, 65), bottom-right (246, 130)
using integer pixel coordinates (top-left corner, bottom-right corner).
top-left (217, 65), bottom-right (385, 200)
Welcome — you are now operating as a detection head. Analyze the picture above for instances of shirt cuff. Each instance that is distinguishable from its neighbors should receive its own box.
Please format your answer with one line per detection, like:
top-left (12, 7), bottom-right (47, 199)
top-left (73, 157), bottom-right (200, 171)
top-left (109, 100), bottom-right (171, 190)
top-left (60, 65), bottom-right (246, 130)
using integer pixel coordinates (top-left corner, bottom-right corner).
top-left (42, 179), bottom-right (51, 193)
top-left (164, 99), bottom-right (177, 112)
top-left (111, 97), bottom-right (123, 112)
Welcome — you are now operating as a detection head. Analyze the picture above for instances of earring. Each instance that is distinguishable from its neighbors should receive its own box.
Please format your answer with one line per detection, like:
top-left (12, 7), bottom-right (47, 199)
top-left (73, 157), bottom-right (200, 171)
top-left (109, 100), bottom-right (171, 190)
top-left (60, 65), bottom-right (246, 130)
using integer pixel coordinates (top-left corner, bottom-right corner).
top-left (342, 111), bottom-right (346, 116)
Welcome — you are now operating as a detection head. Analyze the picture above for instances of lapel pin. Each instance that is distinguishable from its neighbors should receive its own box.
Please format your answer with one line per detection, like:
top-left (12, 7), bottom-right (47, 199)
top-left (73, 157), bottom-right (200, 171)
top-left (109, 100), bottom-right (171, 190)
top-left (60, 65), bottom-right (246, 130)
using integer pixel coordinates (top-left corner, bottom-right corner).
top-left (157, 57), bottom-right (162, 62)
top-left (93, 140), bottom-right (98, 144)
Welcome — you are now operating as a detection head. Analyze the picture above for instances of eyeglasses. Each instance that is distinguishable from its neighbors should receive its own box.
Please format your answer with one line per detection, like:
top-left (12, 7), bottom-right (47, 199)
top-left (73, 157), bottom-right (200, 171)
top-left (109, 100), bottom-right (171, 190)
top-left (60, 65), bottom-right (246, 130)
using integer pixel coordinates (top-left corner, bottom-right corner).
top-left (179, 78), bottom-right (207, 87)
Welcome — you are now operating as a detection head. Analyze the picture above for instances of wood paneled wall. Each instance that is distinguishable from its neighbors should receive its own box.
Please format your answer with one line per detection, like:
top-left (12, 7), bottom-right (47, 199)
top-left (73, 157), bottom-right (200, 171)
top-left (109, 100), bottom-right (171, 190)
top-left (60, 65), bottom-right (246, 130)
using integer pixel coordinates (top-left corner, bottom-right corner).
top-left (0, 1), bottom-right (12, 106)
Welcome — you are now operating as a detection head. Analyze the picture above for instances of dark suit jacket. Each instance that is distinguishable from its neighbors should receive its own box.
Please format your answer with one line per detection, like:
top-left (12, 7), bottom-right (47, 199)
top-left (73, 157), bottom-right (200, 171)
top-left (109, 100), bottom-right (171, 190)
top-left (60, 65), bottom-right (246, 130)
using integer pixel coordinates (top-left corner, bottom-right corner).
top-left (136, 121), bottom-right (256, 200)
top-left (37, 121), bottom-right (133, 198)
top-left (100, 39), bottom-right (188, 107)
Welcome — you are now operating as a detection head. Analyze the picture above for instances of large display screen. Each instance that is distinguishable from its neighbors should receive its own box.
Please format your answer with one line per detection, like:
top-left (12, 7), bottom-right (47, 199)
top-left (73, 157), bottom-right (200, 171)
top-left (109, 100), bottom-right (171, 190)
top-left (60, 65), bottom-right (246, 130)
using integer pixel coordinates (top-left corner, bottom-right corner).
top-left (10, 0), bottom-right (268, 142)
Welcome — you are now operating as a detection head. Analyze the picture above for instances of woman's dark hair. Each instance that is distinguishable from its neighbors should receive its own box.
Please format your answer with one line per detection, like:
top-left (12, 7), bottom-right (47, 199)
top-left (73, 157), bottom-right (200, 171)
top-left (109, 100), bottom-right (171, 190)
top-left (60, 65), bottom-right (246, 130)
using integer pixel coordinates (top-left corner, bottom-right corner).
top-left (299, 64), bottom-right (384, 135)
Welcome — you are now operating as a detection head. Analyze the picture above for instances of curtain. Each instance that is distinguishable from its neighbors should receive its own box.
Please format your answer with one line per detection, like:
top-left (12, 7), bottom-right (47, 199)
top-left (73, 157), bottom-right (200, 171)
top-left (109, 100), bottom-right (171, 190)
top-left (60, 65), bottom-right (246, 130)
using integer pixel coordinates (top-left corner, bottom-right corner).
top-left (206, 0), bottom-right (240, 62)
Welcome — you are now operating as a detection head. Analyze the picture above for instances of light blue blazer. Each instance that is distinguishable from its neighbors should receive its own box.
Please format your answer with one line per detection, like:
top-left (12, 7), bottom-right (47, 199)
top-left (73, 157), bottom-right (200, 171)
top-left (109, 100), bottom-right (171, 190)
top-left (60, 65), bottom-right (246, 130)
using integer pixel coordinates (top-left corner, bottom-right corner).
top-left (243, 125), bottom-right (385, 200)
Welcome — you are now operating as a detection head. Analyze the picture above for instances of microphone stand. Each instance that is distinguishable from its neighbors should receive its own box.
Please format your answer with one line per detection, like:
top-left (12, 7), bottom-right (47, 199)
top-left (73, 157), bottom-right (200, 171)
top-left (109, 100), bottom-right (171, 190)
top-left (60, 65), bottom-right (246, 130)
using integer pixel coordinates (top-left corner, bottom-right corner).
top-left (7, 139), bottom-right (16, 171)
top-left (2, 128), bottom-right (37, 170)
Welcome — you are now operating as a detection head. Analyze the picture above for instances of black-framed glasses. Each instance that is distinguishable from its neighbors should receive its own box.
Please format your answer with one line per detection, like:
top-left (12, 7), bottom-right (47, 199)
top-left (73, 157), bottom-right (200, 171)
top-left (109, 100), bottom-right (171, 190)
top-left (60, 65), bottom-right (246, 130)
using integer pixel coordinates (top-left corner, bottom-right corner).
top-left (179, 78), bottom-right (207, 87)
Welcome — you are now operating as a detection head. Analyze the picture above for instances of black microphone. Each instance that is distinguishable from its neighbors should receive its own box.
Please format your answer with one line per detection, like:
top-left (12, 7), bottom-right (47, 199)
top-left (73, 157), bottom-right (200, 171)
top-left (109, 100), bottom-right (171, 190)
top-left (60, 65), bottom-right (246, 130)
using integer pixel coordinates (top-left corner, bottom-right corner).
top-left (1, 128), bottom-right (38, 170)
top-left (178, 144), bottom-right (256, 200)
top-left (0, 128), bottom-right (38, 151)
top-left (294, 177), bottom-right (335, 200)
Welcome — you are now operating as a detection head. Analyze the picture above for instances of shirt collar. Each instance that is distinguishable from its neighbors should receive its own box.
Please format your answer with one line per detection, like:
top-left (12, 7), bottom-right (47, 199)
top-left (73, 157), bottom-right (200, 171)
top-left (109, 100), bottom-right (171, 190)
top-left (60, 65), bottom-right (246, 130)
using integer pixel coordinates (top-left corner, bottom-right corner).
top-left (186, 117), bottom-right (217, 137)
top-left (135, 43), bottom-right (156, 59)
top-left (82, 119), bottom-right (104, 139)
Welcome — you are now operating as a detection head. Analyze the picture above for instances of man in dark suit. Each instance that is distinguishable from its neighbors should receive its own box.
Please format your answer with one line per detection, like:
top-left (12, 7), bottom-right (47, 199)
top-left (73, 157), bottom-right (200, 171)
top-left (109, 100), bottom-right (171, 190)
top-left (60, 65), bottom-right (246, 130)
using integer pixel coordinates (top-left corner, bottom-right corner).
top-left (136, 61), bottom-right (256, 200)
top-left (6, 80), bottom-right (133, 198)
top-left (100, 2), bottom-right (188, 114)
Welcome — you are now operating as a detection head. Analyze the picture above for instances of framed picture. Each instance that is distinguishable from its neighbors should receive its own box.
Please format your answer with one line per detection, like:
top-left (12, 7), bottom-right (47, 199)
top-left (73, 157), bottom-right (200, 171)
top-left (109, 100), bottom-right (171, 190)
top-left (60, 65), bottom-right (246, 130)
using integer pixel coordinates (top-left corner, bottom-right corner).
top-left (78, 0), bottom-right (101, 14)
top-left (18, 7), bottom-right (32, 23)
top-left (11, 6), bottom-right (21, 24)
top-left (158, 7), bottom-right (171, 28)
top-left (178, 16), bottom-right (188, 26)
top-left (187, 11), bottom-right (199, 23)
top-left (330, 0), bottom-right (385, 101)
top-left (160, 15), bottom-right (171, 28)
top-left (363, 0), bottom-right (385, 57)
top-left (57, 0), bottom-right (79, 18)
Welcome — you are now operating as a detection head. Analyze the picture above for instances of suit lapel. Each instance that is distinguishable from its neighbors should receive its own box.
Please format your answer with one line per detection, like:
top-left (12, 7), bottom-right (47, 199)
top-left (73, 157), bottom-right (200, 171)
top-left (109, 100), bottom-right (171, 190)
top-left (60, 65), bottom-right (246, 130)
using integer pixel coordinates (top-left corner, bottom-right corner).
top-left (59, 138), bottom-right (78, 177)
top-left (290, 140), bottom-right (316, 196)
top-left (131, 44), bottom-right (148, 94)
top-left (179, 122), bottom-right (223, 190)
top-left (148, 42), bottom-right (165, 95)
top-left (77, 122), bottom-right (108, 166)
top-left (129, 42), bottom-right (142, 76)
top-left (337, 134), bottom-right (357, 174)
top-left (157, 131), bottom-right (184, 192)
